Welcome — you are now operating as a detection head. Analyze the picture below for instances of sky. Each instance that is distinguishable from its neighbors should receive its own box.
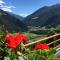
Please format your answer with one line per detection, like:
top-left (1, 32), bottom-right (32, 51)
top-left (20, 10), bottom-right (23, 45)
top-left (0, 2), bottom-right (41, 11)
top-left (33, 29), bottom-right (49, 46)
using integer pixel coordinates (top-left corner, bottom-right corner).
top-left (0, 0), bottom-right (60, 17)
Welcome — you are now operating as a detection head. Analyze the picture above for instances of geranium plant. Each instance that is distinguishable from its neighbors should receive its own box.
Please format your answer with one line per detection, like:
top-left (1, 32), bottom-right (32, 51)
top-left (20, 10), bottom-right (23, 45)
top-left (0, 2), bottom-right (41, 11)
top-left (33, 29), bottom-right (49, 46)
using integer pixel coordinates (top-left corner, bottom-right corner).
top-left (0, 30), bottom-right (57, 60)
top-left (0, 31), bottom-right (28, 60)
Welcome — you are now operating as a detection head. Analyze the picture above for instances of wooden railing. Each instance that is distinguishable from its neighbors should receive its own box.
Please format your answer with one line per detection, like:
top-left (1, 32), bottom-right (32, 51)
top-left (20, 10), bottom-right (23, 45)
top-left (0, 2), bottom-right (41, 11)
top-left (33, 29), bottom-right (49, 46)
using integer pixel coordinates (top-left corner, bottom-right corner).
top-left (24, 33), bottom-right (60, 48)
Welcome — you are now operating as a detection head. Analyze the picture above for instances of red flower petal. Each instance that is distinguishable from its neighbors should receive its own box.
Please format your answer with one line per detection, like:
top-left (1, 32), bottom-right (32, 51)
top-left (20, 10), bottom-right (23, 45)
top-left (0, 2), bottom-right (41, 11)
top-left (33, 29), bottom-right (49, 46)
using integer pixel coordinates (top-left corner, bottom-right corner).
top-left (35, 44), bottom-right (49, 50)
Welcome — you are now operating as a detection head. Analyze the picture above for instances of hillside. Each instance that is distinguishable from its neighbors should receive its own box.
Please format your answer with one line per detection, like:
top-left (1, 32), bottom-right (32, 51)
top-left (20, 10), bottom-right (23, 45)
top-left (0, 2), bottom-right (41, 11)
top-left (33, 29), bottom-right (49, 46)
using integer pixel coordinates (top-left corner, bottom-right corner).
top-left (7, 12), bottom-right (24, 21)
top-left (24, 4), bottom-right (60, 29)
top-left (0, 9), bottom-right (27, 32)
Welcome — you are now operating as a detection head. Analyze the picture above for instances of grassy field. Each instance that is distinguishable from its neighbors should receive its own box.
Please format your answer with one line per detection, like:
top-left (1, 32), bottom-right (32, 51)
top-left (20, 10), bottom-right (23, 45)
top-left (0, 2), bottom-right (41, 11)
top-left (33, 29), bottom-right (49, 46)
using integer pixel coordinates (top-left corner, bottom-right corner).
top-left (23, 32), bottom-right (47, 43)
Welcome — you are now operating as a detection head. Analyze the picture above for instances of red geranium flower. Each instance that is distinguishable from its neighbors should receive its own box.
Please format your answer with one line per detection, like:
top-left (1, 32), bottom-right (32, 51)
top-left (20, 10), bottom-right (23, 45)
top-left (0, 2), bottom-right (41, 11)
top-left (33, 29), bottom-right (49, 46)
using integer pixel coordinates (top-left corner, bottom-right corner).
top-left (15, 34), bottom-right (22, 46)
top-left (4, 35), bottom-right (9, 42)
top-left (22, 35), bottom-right (28, 44)
top-left (35, 44), bottom-right (49, 50)
top-left (4, 33), bottom-right (28, 50)
top-left (15, 33), bottom-right (28, 44)
top-left (4, 35), bottom-right (17, 50)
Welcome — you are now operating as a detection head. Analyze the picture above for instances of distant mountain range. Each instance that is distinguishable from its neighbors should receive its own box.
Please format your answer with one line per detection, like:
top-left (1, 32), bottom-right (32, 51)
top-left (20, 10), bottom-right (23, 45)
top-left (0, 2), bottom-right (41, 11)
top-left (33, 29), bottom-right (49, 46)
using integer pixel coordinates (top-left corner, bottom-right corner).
top-left (24, 4), bottom-right (60, 29)
top-left (7, 12), bottom-right (24, 21)
top-left (0, 4), bottom-right (60, 32)
top-left (0, 9), bottom-right (27, 32)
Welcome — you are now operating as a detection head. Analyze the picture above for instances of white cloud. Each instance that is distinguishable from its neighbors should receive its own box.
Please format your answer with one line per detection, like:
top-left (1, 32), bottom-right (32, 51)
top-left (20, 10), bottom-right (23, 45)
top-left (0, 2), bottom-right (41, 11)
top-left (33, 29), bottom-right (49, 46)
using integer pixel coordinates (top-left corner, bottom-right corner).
top-left (1, 8), bottom-right (12, 12)
top-left (10, 6), bottom-right (16, 8)
top-left (0, 0), bottom-right (16, 12)
top-left (1, 6), bottom-right (16, 12)
top-left (0, 5), bottom-right (16, 8)
top-left (0, 0), bottom-right (5, 6)
top-left (0, 0), bottom-right (5, 4)
top-left (20, 13), bottom-right (28, 17)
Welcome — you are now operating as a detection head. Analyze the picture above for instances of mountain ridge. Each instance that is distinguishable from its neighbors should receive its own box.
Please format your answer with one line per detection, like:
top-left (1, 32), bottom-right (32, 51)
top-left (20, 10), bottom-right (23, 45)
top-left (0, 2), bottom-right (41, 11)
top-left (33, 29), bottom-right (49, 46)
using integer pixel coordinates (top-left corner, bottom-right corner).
top-left (24, 4), bottom-right (60, 29)
top-left (0, 9), bottom-right (27, 32)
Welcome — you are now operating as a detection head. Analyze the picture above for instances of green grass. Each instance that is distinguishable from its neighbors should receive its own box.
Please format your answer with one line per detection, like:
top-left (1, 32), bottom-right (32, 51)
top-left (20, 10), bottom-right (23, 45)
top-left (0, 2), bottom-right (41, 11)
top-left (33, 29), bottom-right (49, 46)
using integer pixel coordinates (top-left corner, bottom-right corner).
top-left (23, 32), bottom-right (47, 43)
top-left (23, 32), bottom-right (39, 39)
top-left (29, 36), bottom-right (47, 43)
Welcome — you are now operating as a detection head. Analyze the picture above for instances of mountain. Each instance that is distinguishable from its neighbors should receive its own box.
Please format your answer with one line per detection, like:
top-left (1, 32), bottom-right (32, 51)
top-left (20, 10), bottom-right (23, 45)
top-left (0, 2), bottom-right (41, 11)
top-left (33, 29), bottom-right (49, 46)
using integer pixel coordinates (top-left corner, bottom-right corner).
top-left (7, 12), bottom-right (24, 21)
top-left (24, 4), bottom-right (60, 29)
top-left (0, 9), bottom-right (27, 32)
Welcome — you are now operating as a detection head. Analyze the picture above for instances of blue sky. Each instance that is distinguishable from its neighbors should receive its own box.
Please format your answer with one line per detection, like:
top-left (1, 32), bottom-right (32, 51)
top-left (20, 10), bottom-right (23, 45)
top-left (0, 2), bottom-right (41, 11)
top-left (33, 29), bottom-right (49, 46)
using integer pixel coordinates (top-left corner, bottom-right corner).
top-left (0, 0), bottom-right (60, 17)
